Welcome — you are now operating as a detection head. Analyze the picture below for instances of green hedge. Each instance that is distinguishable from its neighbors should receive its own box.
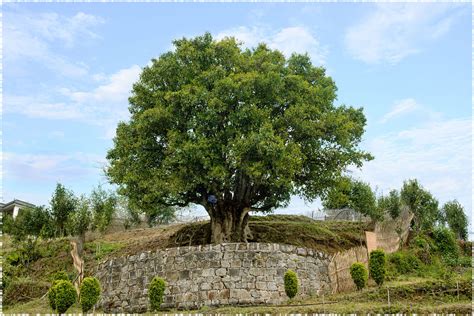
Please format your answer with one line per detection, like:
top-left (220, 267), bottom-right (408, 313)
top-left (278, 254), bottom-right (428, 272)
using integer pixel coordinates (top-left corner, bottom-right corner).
top-left (350, 262), bottom-right (368, 290)
top-left (149, 276), bottom-right (166, 311)
top-left (284, 269), bottom-right (299, 299)
top-left (369, 249), bottom-right (386, 286)
top-left (80, 277), bottom-right (101, 312)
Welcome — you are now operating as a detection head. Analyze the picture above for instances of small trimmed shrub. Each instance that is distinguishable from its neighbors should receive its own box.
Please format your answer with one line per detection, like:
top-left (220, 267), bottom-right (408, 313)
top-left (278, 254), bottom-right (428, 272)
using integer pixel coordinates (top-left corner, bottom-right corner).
top-left (80, 277), bottom-right (101, 312)
top-left (284, 269), bottom-right (299, 299)
top-left (350, 262), bottom-right (368, 290)
top-left (47, 280), bottom-right (61, 311)
top-left (149, 276), bottom-right (166, 311)
top-left (52, 280), bottom-right (77, 313)
top-left (369, 249), bottom-right (386, 286)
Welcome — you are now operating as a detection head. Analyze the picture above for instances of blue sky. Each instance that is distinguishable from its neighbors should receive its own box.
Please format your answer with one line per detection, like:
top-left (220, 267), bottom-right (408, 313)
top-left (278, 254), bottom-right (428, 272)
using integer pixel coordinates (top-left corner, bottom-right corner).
top-left (3, 3), bottom-right (472, 234)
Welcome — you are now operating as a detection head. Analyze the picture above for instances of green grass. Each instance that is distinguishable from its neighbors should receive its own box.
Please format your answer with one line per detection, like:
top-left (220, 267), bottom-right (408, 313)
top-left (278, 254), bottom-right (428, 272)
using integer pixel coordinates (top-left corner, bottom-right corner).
top-left (84, 240), bottom-right (125, 260)
top-left (3, 215), bottom-right (471, 314)
top-left (3, 296), bottom-right (83, 315)
top-left (5, 275), bottom-right (471, 315)
top-left (167, 215), bottom-right (368, 254)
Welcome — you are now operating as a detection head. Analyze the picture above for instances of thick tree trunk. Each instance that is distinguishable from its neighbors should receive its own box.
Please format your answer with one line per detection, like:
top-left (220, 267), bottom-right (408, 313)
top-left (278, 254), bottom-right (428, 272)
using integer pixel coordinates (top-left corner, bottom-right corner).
top-left (209, 206), bottom-right (253, 243)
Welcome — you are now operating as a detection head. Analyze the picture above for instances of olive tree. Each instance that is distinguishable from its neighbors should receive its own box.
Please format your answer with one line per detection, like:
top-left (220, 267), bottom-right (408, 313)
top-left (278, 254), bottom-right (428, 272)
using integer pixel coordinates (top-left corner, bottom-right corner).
top-left (106, 33), bottom-right (372, 243)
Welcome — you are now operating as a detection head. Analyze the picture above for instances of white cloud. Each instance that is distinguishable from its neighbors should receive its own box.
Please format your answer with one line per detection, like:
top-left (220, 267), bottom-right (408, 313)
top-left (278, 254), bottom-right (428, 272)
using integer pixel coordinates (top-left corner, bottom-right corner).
top-left (4, 95), bottom-right (85, 120)
top-left (379, 98), bottom-right (419, 123)
top-left (217, 25), bottom-right (327, 65)
top-left (3, 152), bottom-right (106, 182)
top-left (5, 65), bottom-right (142, 139)
top-left (345, 3), bottom-right (464, 64)
top-left (354, 118), bottom-right (471, 217)
top-left (4, 10), bottom-right (104, 76)
top-left (64, 65), bottom-right (141, 105)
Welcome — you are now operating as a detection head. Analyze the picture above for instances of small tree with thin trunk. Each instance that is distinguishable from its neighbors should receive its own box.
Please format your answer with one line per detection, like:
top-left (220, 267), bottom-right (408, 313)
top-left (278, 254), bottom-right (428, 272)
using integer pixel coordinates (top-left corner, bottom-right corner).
top-left (441, 200), bottom-right (468, 240)
top-left (400, 179), bottom-right (440, 232)
top-left (66, 196), bottom-right (92, 257)
top-left (50, 183), bottom-right (77, 237)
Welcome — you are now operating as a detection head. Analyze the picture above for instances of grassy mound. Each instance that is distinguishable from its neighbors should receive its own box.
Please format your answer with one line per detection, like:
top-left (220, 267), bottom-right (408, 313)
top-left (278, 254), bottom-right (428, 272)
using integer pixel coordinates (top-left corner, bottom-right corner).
top-left (166, 215), bottom-right (369, 254)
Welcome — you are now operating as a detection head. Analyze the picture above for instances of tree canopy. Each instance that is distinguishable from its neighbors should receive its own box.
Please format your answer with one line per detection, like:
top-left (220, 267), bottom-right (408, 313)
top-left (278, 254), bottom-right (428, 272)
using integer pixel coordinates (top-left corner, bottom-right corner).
top-left (322, 177), bottom-right (380, 221)
top-left (441, 200), bottom-right (468, 240)
top-left (106, 33), bottom-right (372, 242)
top-left (50, 183), bottom-right (77, 237)
top-left (400, 179), bottom-right (440, 232)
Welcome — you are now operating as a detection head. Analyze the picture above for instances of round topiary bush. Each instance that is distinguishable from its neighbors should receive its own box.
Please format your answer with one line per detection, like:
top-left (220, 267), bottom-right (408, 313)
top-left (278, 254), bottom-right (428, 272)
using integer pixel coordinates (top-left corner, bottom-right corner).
top-left (47, 280), bottom-right (62, 311)
top-left (52, 280), bottom-right (77, 313)
top-left (284, 269), bottom-right (299, 299)
top-left (350, 262), bottom-right (368, 290)
top-left (148, 276), bottom-right (166, 311)
top-left (80, 277), bottom-right (101, 312)
top-left (369, 249), bottom-right (386, 286)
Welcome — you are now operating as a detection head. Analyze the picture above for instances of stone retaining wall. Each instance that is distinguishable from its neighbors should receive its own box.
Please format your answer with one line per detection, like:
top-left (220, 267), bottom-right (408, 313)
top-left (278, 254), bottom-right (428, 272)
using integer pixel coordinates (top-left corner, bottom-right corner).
top-left (95, 243), bottom-right (332, 313)
top-left (327, 208), bottom-right (414, 293)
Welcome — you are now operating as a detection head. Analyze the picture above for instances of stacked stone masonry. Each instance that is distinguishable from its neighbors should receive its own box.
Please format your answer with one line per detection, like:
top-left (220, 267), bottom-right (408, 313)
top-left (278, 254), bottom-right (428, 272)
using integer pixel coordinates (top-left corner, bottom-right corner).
top-left (95, 243), bottom-right (332, 313)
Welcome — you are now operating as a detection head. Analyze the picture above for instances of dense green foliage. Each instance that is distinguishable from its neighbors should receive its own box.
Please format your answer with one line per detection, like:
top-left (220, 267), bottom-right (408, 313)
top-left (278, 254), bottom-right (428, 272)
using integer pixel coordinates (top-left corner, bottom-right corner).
top-left (387, 252), bottom-right (421, 274)
top-left (106, 33), bottom-right (372, 242)
top-left (90, 185), bottom-right (117, 233)
top-left (6, 206), bottom-right (55, 267)
top-left (369, 249), bottom-right (386, 286)
top-left (378, 189), bottom-right (402, 219)
top-left (284, 269), bottom-right (299, 299)
top-left (51, 271), bottom-right (70, 282)
top-left (441, 200), bottom-right (468, 240)
top-left (400, 179), bottom-right (439, 232)
top-left (323, 177), bottom-right (380, 220)
top-left (350, 262), bottom-right (368, 290)
top-left (145, 204), bottom-right (176, 227)
top-left (432, 227), bottom-right (459, 263)
top-left (66, 196), bottom-right (92, 255)
top-left (52, 280), bottom-right (77, 313)
top-left (47, 280), bottom-right (61, 311)
top-left (51, 183), bottom-right (77, 237)
top-left (8, 206), bottom-right (52, 241)
top-left (148, 276), bottom-right (166, 311)
top-left (80, 277), bottom-right (101, 312)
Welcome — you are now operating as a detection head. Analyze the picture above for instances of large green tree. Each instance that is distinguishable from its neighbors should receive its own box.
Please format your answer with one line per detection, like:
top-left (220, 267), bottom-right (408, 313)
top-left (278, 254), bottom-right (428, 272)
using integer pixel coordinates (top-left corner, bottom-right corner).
top-left (106, 33), bottom-right (372, 242)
